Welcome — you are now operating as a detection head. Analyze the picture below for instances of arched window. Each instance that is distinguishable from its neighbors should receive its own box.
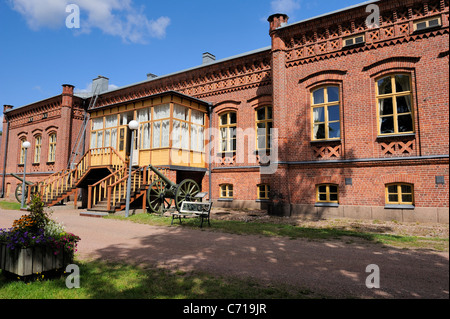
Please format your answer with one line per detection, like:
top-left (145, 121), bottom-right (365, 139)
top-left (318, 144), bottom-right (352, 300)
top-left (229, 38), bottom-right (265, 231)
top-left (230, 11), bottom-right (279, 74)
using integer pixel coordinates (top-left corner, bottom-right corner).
top-left (256, 106), bottom-right (273, 151)
top-left (34, 135), bottom-right (42, 163)
top-left (385, 183), bottom-right (414, 205)
top-left (311, 86), bottom-right (340, 140)
top-left (219, 184), bottom-right (233, 199)
top-left (376, 74), bottom-right (414, 135)
top-left (48, 133), bottom-right (57, 162)
top-left (219, 112), bottom-right (237, 153)
top-left (316, 184), bottom-right (339, 203)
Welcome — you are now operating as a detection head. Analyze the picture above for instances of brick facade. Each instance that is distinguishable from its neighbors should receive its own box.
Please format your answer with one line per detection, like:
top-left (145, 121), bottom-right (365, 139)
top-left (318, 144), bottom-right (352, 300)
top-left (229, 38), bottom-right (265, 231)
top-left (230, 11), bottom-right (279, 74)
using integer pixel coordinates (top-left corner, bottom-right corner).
top-left (1, 0), bottom-right (448, 223)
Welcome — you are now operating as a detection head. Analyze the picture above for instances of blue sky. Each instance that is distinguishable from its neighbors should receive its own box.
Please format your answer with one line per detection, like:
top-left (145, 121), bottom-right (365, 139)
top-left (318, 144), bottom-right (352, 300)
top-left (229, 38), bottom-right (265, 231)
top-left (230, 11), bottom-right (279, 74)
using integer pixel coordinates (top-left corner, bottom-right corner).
top-left (0, 0), bottom-right (367, 114)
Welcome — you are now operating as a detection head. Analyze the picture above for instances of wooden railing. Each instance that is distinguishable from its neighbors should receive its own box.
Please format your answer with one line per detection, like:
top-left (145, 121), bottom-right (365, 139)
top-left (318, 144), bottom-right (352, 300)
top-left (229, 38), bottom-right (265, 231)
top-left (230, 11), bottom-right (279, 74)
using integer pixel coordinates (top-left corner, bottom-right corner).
top-left (104, 165), bottom-right (168, 211)
top-left (87, 166), bottom-right (127, 208)
top-left (31, 147), bottom-right (127, 205)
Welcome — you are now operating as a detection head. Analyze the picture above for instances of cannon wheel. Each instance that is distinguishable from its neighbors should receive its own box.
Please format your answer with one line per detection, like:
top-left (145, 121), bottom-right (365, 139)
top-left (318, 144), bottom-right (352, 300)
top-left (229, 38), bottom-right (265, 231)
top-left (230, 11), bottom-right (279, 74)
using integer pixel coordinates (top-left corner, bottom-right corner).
top-left (147, 179), bottom-right (173, 214)
top-left (15, 184), bottom-right (28, 203)
top-left (175, 179), bottom-right (200, 211)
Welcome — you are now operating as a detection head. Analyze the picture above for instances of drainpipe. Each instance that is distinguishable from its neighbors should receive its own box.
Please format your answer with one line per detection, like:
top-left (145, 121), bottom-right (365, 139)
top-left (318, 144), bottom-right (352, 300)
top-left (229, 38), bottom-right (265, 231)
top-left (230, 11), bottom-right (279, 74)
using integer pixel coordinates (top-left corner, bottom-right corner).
top-left (1, 113), bottom-right (10, 198)
top-left (208, 103), bottom-right (213, 202)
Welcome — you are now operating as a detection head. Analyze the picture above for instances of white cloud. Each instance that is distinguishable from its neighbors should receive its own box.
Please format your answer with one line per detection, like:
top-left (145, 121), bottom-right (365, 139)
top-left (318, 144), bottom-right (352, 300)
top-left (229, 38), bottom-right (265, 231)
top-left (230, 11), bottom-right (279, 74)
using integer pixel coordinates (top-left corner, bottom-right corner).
top-left (9, 0), bottom-right (170, 43)
top-left (271, 0), bottom-right (301, 15)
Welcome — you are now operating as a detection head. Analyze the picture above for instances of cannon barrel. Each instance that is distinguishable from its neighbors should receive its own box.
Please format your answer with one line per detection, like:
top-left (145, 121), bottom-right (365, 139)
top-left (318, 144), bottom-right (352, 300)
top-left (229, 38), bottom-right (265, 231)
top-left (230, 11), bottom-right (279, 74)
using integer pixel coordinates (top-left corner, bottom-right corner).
top-left (147, 164), bottom-right (176, 188)
top-left (11, 173), bottom-right (35, 186)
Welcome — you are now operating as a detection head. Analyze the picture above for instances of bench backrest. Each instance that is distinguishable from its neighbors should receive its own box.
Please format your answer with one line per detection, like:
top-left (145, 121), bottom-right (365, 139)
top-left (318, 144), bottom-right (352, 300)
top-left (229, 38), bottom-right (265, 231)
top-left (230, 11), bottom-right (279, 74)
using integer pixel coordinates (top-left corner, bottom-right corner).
top-left (180, 201), bottom-right (212, 214)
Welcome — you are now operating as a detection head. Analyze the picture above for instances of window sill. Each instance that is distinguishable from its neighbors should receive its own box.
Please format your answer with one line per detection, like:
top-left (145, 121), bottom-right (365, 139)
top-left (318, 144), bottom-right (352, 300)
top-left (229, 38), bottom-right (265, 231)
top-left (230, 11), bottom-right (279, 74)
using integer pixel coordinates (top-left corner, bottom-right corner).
top-left (385, 204), bottom-right (415, 210)
top-left (218, 198), bottom-right (233, 202)
top-left (46, 161), bottom-right (55, 165)
top-left (256, 199), bottom-right (271, 202)
top-left (32, 163), bottom-right (40, 166)
top-left (376, 133), bottom-right (415, 140)
top-left (310, 139), bottom-right (341, 144)
top-left (315, 202), bottom-right (339, 207)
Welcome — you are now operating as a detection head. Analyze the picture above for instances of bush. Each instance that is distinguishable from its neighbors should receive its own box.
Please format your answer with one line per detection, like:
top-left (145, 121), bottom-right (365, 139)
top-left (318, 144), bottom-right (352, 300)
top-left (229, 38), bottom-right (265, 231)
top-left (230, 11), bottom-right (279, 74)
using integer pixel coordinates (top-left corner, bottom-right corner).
top-left (0, 194), bottom-right (80, 255)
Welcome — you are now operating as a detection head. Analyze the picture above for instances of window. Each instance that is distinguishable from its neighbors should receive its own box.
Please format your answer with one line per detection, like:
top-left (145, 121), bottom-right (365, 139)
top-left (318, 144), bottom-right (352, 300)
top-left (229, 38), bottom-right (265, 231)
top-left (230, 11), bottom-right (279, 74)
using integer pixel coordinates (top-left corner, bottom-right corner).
top-left (48, 133), bottom-right (57, 162)
top-left (152, 104), bottom-right (170, 148)
top-left (312, 86), bottom-right (341, 140)
top-left (137, 108), bottom-right (151, 149)
top-left (172, 104), bottom-right (190, 150)
top-left (414, 17), bottom-right (441, 31)
top-left (191, 109), bottom-right (205, 152)
top-left (34, 135), bottom-right (42, 163)
top-left (257, 184), bottom-right (270, 200)
top-left (220, 184), bottom-right (233, 199)
top-left (316, 184), bottom-right (339, 203)
top-left (386, 183), bottom-right (414, 205)
top-left (256, 106), bottom-right (273, 151)
top-left (219, 112), bottom-right (237, 153)
top-left (343, 34), bottom-right (365, 47)
top-left (19, 138), bottom-right (26, 165)
top-left (377, 74), bottom-right (414, 135)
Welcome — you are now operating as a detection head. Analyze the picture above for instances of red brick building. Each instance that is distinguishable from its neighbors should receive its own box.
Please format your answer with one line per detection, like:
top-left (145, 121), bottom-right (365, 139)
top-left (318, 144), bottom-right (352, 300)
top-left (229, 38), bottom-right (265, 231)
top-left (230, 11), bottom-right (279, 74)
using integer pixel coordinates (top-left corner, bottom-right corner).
top-left (1, 0), bottom-right (448, 223)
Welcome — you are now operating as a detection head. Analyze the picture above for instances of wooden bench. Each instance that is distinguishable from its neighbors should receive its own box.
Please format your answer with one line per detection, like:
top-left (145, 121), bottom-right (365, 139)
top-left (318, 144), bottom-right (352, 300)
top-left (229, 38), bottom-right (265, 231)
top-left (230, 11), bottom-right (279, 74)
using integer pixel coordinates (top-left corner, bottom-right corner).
top-left (171, 201), bottom-right (212, 228)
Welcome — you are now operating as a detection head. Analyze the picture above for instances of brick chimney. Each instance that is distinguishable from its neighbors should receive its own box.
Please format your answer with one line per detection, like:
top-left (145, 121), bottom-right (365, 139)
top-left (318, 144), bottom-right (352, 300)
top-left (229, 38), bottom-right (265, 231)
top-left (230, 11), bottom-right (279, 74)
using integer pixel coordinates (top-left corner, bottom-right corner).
top-left (268, 13), bottom-right (289, 32)
top-left (62, 84), bottom-right (75, 108)
top-left (268, 13), bottom-right (289, 52)
top-left (3, 105), bottom-right (14, 113)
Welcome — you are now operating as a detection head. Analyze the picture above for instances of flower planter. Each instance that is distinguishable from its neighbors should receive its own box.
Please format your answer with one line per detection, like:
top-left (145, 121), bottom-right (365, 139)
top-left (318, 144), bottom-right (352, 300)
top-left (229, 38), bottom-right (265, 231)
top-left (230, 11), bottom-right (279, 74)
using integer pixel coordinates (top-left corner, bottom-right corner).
top-left (0, 244), bottom-right (73, 277)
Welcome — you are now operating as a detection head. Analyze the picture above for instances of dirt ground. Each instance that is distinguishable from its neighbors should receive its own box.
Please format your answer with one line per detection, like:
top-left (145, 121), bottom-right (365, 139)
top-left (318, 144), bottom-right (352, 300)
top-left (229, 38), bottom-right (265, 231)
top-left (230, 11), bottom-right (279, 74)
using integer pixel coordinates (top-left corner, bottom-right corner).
top-left (209, 207), bottom-right (450, 238)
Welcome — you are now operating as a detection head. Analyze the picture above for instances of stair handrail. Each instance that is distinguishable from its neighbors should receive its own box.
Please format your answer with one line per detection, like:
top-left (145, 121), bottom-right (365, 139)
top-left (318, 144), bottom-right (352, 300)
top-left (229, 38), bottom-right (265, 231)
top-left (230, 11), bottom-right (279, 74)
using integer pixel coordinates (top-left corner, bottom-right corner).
top-left (87, 165), bottom-right (127, 209)
top-left (106, 166), bottom-right (144, 211)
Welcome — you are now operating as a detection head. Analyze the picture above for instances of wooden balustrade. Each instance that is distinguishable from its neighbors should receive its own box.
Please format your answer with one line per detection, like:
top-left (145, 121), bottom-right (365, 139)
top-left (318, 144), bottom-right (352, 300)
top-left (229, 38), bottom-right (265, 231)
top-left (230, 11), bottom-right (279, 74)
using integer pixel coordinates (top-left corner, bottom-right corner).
top-left (31, 147), bottom-right (127, 206)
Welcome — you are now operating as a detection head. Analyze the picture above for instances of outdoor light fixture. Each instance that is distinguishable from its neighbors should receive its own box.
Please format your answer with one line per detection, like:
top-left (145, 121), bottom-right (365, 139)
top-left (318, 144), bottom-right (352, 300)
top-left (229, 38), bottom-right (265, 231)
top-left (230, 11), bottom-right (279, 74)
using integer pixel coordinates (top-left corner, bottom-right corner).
top-left (125, 120), bottom-right (139, 217)
top-left (21, 141), bottom-right (31, 209)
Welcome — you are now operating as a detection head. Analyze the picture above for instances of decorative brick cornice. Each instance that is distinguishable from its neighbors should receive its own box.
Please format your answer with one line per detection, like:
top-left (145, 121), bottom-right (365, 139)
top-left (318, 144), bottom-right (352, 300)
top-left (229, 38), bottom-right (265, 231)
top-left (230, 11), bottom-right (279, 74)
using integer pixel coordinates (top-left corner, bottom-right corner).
top-left (281, 0), bottom-right (449, 68)
top-left (94, 51), bottom-right (272, 109)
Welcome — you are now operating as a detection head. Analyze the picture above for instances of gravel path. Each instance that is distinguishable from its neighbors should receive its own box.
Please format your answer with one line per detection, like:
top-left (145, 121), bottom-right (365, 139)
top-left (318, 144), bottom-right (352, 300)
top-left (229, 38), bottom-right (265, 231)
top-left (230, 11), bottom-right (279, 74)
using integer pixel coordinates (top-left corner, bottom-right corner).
top-left (1, 206), bottom-right (448, 299)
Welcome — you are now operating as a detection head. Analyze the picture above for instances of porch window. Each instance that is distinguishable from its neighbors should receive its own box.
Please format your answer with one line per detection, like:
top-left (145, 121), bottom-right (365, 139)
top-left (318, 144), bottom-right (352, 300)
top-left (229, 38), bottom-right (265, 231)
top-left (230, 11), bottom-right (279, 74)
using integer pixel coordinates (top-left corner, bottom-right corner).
top-left (152, 104), bottom-right (170, 148)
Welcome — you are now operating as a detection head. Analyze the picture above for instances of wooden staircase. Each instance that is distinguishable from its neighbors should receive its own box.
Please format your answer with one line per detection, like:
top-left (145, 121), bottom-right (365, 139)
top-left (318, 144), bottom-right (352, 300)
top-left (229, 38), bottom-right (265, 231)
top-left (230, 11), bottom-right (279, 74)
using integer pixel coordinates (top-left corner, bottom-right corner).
top-left (87, 165), bottom-right (168, 213)
top-left (29, 147), bottom-right (127, 208)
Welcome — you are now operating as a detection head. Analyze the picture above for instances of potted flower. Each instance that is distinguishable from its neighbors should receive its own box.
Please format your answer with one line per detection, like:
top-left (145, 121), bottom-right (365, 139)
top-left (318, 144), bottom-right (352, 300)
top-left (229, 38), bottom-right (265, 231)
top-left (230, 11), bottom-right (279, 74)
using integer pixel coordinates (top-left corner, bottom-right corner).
top-left (0, 194), bottom-right (80, 277)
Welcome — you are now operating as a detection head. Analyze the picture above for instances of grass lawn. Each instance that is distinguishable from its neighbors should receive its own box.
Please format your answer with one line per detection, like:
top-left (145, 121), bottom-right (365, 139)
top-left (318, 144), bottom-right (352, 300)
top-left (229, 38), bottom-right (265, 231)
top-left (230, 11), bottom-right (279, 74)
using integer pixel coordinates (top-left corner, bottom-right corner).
top-left (0, 259), bottom-right (324, 299)
top-left (0, 201), bottom-right (21, 211)
top-left (106, 213), bottom-right (449, 252)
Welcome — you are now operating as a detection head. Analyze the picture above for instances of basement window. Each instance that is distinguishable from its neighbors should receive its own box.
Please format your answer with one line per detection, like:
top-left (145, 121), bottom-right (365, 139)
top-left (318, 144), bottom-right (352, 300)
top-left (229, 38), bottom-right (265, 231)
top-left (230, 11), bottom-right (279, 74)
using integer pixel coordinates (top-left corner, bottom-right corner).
top-left (343, 34), bottom-right (365, 47)
top-left (414, 17), bottom-right (441, 32)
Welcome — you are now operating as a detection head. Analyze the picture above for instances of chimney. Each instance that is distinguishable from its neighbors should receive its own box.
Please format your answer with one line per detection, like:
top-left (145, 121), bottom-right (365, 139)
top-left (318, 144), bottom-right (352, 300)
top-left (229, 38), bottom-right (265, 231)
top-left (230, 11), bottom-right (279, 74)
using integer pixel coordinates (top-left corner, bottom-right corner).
top-left (92, 75), bottom-right (109, 94)
top-left (147, 73), bottom-right (158, 80)
top-left (202, 52), bottom-right (216, 64)
top-left (268, 13), bottom-right (289, 33)
top-left (61, 84), bottom-right (75, 108)
top-left (3, 105), bottom-right (14, 113)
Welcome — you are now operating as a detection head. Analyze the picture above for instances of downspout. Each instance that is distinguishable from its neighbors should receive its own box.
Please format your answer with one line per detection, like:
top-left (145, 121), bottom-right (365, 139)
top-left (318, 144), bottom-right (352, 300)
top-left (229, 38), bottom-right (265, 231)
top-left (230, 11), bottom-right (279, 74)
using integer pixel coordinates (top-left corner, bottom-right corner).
top-left (208, 103), bottom-right (213, 202)
top-left (1, 114), bottom-right (10, 198)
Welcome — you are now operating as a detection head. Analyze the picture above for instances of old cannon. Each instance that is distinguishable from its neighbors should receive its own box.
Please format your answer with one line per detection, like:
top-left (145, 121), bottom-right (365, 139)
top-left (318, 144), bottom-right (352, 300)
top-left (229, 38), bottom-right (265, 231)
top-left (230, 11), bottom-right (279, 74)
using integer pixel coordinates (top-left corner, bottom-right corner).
top-left (11, 173), bottom-right (39, 203)
top-left (146, 164), bottom-right (200, 214)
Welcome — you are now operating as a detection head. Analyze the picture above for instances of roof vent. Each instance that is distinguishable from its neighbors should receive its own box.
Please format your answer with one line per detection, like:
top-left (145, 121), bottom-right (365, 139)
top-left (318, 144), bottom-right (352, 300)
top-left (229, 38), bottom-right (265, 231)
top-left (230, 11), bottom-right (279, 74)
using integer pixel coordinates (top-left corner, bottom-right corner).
top-left (147, 73), bottom-right (158, 80)
top-left (92, 75), bottom-right (109, 94)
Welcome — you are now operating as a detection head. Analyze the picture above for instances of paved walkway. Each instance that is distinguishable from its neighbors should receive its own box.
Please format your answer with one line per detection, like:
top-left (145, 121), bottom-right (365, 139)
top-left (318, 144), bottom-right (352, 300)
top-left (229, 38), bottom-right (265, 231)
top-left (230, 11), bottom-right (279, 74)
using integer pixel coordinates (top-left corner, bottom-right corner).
top-left (1, 205), bottom-right (448, 299)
